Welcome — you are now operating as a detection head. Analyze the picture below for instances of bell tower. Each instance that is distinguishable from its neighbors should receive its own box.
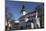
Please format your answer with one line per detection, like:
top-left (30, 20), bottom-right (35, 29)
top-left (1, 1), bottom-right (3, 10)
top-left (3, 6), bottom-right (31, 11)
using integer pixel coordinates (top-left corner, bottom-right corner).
top-left (20, 5), bottom-right (27, 16)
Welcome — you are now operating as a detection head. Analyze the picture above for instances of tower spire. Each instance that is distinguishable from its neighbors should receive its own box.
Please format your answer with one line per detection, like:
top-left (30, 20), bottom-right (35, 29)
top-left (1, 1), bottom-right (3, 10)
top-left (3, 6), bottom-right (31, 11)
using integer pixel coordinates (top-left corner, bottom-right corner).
top-left (20, 5), bottom-right (27, 15)
top-left (21, 5), bottom-right (25, 13)
top-left (22, 5), bottom-right (25, 9)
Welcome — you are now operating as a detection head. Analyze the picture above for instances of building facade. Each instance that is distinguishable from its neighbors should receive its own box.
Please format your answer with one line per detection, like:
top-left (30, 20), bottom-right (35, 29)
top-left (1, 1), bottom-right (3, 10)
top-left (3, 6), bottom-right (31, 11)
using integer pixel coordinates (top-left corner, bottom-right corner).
top-left (18, 5), bottom-right (44, 29)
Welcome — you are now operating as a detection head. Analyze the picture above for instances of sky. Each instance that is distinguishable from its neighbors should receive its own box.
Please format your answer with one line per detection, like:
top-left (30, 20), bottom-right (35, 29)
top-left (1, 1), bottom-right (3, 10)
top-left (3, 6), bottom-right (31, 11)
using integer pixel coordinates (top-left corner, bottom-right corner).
top-left (6, 1), bottom-right (44, 21)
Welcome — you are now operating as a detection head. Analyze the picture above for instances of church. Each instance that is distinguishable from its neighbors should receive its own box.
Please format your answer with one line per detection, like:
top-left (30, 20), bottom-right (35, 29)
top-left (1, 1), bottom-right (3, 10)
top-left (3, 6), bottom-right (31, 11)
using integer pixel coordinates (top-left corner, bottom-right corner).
top-left (18, 5), bottom-right (43, 29)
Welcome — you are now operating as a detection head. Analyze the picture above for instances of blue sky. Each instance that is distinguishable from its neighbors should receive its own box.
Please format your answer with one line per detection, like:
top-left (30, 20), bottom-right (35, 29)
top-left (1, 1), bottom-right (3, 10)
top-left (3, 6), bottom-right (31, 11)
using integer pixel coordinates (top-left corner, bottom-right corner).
top-left (6, 1), bottom-right (43, 21)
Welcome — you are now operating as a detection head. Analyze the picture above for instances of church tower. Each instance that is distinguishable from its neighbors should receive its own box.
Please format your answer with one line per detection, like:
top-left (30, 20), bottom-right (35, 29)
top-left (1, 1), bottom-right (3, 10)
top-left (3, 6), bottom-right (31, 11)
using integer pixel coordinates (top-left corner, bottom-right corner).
top-left (20, 5), bottom-right (27, 16)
